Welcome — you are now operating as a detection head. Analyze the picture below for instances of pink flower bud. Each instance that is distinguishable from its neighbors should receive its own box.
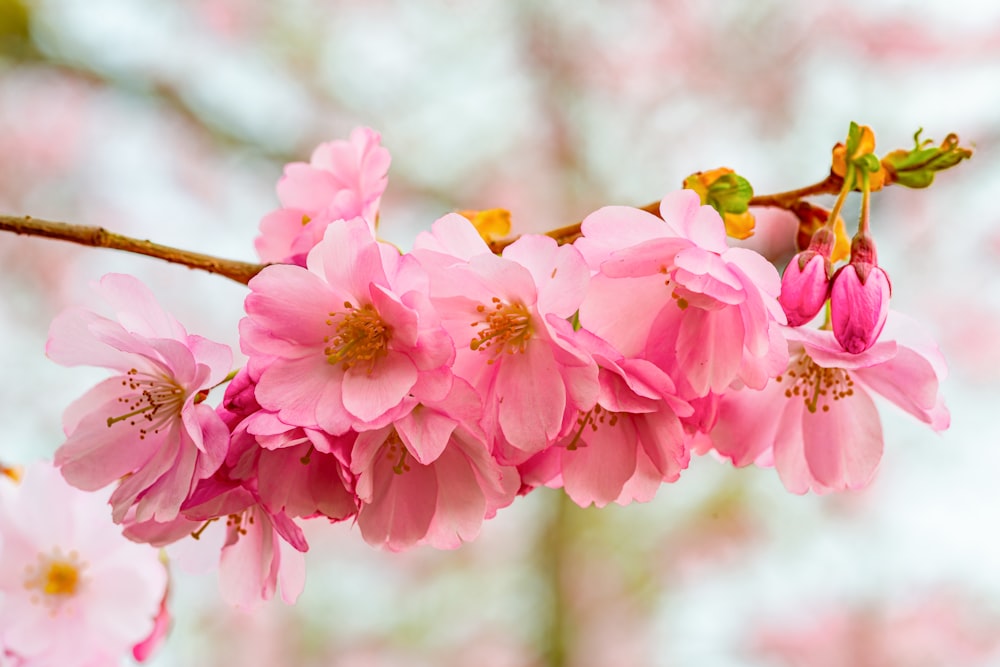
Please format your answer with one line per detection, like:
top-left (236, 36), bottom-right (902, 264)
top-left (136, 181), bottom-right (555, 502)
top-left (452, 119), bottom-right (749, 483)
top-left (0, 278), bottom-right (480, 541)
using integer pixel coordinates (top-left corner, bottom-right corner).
top-left (779, 251), bottom-right (831, 326)
top-left (831, 233), bottom-right (891, 354)
top-left (830, 261), bottom-right (891, 354)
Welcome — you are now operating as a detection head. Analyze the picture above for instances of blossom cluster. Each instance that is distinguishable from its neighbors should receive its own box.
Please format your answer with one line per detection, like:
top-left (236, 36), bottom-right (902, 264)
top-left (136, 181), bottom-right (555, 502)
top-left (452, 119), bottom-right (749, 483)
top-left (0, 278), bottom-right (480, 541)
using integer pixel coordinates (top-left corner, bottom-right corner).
top-left (43, 127), bottom-right (949, 610)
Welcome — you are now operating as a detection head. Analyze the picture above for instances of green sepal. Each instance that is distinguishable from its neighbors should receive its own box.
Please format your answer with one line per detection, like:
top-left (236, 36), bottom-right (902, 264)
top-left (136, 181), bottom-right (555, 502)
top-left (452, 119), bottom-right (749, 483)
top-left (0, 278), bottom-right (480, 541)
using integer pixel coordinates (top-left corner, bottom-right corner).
top-left (705, 173), bottom-right (754, 215)
top-left (569, 310), bottom-right (581, 332)
top-left (844, 121), bottom-right (863, 159)
top-left (882, 129), bottom-right (973, 189)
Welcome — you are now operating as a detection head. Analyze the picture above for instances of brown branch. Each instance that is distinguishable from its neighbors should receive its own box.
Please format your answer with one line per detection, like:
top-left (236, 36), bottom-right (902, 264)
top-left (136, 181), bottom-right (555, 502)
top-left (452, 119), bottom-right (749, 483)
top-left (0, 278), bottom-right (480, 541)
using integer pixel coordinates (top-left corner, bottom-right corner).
top-left (0, 216), bottom-right (265, 285)
top-left (747, 171), bottom-right (843, 209)
top-left (488, 174), bottom-right (844, 253)
top-left (2, 173), bottom-right (846, 278)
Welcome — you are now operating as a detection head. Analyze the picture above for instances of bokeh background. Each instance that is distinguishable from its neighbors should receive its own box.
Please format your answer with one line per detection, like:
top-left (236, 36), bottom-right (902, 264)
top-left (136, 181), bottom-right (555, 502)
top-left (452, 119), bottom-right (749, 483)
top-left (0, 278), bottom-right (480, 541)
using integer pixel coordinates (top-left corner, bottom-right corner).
top-left (2, 1), bottom-right (1000, 665)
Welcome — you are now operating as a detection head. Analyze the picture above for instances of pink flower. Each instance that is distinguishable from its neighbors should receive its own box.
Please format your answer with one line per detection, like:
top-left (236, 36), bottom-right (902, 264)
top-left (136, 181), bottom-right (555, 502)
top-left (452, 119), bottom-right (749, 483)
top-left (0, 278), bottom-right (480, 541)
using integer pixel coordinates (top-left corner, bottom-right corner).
top-left (124, 479), bottom-right (308, 610)
top-left (576, 190), bottom-right (788, 400)
top-left (413, 216), bottom-right (599, 464)
top-left (242, 219), bottom-right (454, 435)
top-left (830, 232), bottom-right (891, 353)
top-left (255, 127), bottom-right (391, 263)
top-left (351, 379), bottom-right (519, 551)
top-left (0, 462), bottom-right (167, 667)
top-left (520, 335), bottom-right (693, 507)
top-left (46, 274), bottom-right (232, 523)
top-left (708, 312), bottom-right (949, 492)
top-left (218, 368), bottom-right (358, 522)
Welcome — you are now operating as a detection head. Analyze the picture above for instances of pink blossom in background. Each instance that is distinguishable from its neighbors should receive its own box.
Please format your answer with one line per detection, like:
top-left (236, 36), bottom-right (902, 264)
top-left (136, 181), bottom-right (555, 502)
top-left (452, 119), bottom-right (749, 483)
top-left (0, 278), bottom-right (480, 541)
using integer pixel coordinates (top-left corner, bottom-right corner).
top-left (751, 591), bottom-right (1000, 667)
top-left (708, 312), bottom-right (949, 493)
top-left (243, 218), bottom-right (455, 435)
top-left (0, 462), bottom-right (167, 667)
top-left (46, 273), bottom-right (233, 523)
top-left (255, 127), bottom-right (391, 264)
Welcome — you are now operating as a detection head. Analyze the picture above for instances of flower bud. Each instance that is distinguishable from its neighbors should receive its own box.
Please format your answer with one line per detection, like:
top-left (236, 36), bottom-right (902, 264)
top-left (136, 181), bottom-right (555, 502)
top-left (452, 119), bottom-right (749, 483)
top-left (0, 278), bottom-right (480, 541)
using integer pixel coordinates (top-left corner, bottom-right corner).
top-left (830, 234), bottom-right (891, 354)
top-left (779, 249), bottom-right (832, 327)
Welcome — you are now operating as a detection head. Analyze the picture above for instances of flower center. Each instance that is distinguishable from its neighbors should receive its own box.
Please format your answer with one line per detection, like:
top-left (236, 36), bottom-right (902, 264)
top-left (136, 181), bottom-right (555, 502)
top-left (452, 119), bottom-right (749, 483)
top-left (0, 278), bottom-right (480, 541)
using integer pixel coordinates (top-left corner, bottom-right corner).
top-left (324, 302), bottom-right (391, 373)
top-left (776, 353), bottom-right (855, 414)
top-left (106, 368), bottom-right (186, 440)
top-left (470, 298), bottom-right (533, 362)
top-left (23, 547), bottom-right (86, 610)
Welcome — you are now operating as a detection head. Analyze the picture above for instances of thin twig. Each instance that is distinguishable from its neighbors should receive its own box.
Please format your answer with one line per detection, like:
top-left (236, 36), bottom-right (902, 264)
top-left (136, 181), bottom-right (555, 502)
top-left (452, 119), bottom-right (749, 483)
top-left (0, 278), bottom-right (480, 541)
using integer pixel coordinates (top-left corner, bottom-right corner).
top-left (0, 215), bottom-right (265, 285)
top-left (488, 174), bottom-right (842, 253)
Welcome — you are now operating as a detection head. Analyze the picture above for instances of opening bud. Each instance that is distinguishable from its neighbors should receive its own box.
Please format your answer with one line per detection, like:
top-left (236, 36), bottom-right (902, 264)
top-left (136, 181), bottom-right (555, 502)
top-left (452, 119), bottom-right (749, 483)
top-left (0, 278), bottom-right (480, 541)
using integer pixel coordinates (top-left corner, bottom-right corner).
top-left (779, 229), bottom-right (835, 327)
top-left (830, 233), bottom-right (891, 354)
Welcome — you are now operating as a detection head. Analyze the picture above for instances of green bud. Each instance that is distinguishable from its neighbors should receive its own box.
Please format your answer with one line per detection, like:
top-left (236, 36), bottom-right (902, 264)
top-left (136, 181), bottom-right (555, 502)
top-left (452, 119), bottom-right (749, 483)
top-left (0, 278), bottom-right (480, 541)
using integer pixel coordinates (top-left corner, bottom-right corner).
top-left (882, 129), bottom-right (973, 189)
top-left (705, 173), bottom-right (754, 215)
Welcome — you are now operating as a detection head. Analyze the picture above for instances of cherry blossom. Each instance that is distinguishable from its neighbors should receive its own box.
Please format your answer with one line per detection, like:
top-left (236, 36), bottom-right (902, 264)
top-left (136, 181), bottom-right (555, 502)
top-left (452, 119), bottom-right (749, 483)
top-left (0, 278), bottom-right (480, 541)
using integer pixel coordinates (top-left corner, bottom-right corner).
top-left (413, 216), bottom-right (599, 464)
top-left (46, 273), bottom-right (232, 523)
top-left (520, 334), bottom-right (693, 507)
top-left (352, 379), bottom-right (519, 550)
top-left (707, 312), bottom-right (948, 492)
top-left (0, 462), bottom-right (167, 667)
top-left (255, 126), bottom-right (391, 264)
top-left (576, 189), bottom-right (788, 401)
top-left (243, 218), bottom-right (454, 436)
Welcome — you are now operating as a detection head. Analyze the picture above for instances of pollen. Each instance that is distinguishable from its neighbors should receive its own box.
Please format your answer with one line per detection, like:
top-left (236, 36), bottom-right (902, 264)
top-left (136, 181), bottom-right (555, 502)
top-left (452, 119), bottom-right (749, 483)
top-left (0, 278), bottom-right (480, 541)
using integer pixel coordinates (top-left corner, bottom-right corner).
top-left (106, 368), bottom-right (186, 440)
top-left (776, 353), bottom-right (855, 414)
top-left (24, 547), bottom-right (86, 611)
top-left (324, 302), bottom-right (391, 373)
top-left (470, 298), bottom-right (533, 362)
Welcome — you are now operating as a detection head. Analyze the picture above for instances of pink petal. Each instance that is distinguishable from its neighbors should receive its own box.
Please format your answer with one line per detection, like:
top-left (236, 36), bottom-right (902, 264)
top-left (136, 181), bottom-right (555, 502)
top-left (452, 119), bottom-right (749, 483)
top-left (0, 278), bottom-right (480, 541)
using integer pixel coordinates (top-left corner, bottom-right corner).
top-left (496, 344), bottom-right (565, 456)
top-left (358, 455), bottom-right (437, 551)
top-left (561, 415), bottom-right (638, 507)
top-left (660, 190), bottom-right (727, 252)
top-left (423, 445), bottom-right (490, 548)
top-left (396, 407), bottom-right (458, 465)
top-left (802, 386), bottom-right (883, 490)
top-left (341, 352), bottom-right (418, 422)
top-left (245, 264), bottom-right (338, 346)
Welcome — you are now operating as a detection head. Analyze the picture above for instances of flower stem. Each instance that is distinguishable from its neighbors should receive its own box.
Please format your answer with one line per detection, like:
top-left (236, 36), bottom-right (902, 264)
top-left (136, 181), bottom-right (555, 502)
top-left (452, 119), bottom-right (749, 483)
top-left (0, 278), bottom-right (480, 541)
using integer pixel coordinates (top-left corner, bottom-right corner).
top-left (858, 170), bottom-right (871, 236)
top-left (823, 165), bottom-right (854, 233)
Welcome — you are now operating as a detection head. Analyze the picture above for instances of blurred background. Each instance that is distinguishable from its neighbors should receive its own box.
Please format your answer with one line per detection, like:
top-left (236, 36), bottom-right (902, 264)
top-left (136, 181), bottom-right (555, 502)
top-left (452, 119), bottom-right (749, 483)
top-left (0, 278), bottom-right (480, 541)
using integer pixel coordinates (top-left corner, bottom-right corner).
top-left (2, 1), bottom-right (1000, 665)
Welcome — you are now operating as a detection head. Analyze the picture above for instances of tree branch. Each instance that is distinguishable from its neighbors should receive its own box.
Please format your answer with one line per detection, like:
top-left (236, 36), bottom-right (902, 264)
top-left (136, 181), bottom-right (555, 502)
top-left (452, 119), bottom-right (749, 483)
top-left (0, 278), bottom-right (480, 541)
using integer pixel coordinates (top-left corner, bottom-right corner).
top-left (0, 216), bottom-right (265, 285)
top-left (487, 174), bottom-right (843, 253)
top-left (1, 174), bottom-right (845, 281)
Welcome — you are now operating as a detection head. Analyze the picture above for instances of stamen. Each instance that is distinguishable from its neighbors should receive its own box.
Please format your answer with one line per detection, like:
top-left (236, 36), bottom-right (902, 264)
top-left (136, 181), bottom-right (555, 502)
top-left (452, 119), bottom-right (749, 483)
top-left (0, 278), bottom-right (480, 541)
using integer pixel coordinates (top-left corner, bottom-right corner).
top-left (190, 518), bottom-right (218, 540)
top-left (106, 368), bottom-right (187, 439)
top-left (565, 405), bottom-right (620, 451)
top-left (776, 353), bottom-right (855, 413)
top-left (469, 298), bottom-right (533, 363)
top-left (324, 303), bottom-right (391, 373)
top-left (382, 431), bottom-right (411, 475)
